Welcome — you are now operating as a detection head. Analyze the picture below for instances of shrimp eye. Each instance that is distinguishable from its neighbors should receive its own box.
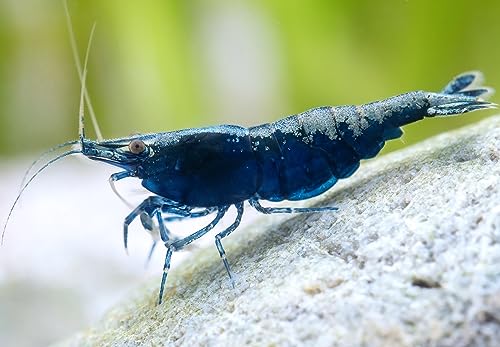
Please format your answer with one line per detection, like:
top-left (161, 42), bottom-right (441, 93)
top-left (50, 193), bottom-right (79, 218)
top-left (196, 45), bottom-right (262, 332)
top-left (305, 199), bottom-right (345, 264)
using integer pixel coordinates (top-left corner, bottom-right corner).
top-left (128, 139), bottom-right (146, 154)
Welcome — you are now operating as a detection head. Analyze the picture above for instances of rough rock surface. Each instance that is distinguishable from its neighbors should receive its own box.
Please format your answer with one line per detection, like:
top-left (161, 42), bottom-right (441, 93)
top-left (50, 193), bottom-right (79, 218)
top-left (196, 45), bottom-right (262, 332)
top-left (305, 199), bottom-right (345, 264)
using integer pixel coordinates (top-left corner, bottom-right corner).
top-left (59, 116), bottom-right (500, 347)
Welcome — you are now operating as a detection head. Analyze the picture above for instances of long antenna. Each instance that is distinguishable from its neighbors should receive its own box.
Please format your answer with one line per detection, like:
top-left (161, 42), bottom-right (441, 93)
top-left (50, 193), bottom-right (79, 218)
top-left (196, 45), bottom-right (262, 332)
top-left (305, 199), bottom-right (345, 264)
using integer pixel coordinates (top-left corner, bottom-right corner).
top-left (64, 0), bottom-right (103, 141)
top-left (79, 23), bottom-right (96, 140)
top-left (67, 3), bottom-right (135, 208)
top-left (2, 149), bottom-right (81, 244)
top-left (19, 140), bottom-right (79, 189)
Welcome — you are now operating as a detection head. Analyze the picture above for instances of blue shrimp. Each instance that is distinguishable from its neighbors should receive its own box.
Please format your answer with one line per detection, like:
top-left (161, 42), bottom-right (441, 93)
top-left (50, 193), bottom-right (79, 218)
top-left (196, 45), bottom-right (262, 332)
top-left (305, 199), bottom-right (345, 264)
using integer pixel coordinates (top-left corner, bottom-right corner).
top-left (2, 22), bottom-right (496, 303)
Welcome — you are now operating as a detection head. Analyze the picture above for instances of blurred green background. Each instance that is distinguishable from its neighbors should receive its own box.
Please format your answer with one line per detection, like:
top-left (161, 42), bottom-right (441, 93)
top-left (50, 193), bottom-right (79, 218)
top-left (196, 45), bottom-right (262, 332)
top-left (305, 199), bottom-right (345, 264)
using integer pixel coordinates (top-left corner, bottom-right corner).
top-left (0, 0), bottom-right (498, 157)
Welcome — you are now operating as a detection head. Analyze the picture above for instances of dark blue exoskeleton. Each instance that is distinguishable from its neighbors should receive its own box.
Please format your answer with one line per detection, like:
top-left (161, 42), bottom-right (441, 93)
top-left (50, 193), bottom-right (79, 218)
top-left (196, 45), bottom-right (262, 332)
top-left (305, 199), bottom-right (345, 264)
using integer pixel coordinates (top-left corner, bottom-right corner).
top-left (5, 71), bottom-right (496, 304)
top-left (83, 71), bottom-right (494, 303)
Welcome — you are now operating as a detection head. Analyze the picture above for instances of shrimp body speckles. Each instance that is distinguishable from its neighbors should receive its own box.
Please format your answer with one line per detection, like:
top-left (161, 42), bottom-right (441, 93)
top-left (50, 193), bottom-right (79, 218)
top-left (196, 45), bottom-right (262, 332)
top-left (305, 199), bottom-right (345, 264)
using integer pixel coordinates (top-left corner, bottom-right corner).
top-left (71, 71), bottom-right (497, 303)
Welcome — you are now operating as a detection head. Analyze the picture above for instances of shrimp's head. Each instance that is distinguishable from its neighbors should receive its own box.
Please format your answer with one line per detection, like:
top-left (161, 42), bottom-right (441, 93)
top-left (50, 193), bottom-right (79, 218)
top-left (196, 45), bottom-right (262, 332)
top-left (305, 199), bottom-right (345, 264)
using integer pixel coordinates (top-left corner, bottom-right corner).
top-left (81, 135), bottom-right (154, 172)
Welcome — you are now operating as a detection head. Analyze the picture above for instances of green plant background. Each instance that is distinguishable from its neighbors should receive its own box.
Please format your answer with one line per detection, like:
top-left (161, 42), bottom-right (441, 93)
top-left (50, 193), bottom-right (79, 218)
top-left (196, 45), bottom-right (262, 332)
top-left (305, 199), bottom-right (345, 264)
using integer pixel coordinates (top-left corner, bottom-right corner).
top-left (0, 0), bottom-right (498, 157)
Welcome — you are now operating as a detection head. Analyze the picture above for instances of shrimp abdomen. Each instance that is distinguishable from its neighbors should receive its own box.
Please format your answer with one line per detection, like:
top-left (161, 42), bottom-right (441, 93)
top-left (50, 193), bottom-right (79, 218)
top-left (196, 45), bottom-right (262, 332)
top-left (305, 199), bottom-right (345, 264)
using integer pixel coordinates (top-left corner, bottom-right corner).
top-left (250, 72), bottom-right (495, 202)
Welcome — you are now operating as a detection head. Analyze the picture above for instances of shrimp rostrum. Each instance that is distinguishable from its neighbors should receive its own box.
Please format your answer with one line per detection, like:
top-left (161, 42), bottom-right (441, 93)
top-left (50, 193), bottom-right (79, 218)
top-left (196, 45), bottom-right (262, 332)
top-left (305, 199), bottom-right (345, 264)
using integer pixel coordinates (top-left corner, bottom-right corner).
top-left (6, 68), bottom-right (496, 303)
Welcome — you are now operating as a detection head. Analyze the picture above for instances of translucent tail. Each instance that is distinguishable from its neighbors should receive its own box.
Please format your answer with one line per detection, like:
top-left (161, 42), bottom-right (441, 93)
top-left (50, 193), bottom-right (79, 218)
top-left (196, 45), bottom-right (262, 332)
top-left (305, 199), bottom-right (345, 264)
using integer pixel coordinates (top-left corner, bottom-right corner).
top-left (428, 71), bottom-right (496, 116)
